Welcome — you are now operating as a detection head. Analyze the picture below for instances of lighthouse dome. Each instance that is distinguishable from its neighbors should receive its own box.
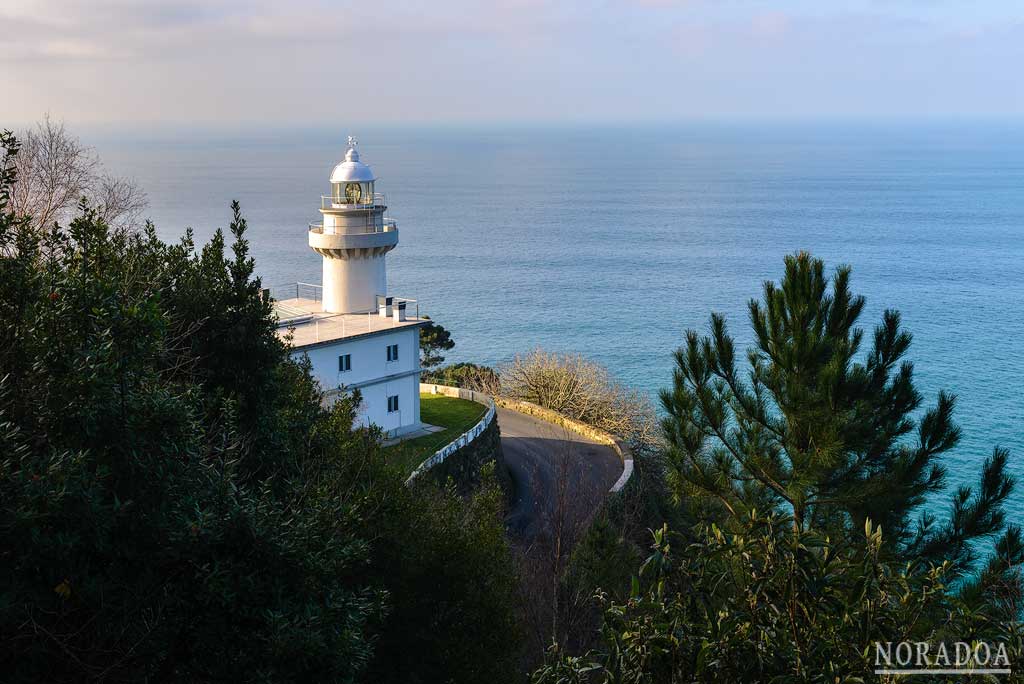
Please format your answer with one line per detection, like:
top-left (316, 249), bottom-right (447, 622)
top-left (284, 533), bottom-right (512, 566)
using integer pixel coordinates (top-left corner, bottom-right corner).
top-left (330, 141), bottom-right (375, 183)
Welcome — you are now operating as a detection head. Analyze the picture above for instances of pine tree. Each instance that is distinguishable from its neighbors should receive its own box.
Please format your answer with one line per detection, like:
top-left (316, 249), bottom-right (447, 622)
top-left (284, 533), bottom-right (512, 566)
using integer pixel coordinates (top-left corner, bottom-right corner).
top-left (419, 315), bottom-right (455, 370)
top-left (660, 252), bottom-right (1021, 597)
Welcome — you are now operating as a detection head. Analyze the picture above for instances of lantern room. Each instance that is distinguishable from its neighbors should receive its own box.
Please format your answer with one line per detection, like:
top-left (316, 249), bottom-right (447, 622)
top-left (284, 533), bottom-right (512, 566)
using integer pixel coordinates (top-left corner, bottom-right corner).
top-left (329, 137), bottom-right (376, 205)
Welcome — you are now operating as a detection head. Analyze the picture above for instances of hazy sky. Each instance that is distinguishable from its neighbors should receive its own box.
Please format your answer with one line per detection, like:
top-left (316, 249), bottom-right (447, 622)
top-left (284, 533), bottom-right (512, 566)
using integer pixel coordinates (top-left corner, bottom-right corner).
top-left (3, 0), bottom-right (1023, 126)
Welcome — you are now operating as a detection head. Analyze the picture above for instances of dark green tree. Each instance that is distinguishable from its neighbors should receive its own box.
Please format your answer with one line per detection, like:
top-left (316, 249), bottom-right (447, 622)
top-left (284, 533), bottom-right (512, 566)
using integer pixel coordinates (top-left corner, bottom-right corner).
top-left (419, 315), bottom-right (455, 370)
top-left (0, 131), bottom-right (520, 683)
top-left (533, 253), bottom-right (1024, 682)
top-left (367, 468), bottom-right (521, 684)
top-left (660, 252), bottom-right (1020, 604)
top-left (422, 361), bottom-right (501, 393)
top-left (535, 514), bottom-right (1023, 683)
top-left (0, 130), bottom-right (385, 682)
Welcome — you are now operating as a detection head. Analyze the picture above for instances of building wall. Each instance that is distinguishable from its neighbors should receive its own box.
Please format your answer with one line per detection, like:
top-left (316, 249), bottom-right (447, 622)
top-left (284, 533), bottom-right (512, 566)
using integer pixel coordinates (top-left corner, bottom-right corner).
top-left (320, 208), bottom-right (388, 313)
top-left (322, 254), bottom-right (387, 314)
top-left (355, 371), bottom-right (420, 434)
top-left (291, 326), bottom-right (421, 435)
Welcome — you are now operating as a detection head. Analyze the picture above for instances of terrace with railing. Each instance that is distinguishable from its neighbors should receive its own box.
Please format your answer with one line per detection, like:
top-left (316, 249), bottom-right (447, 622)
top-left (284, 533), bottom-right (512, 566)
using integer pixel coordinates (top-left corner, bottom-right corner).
top-left (308, 218), bottom-right (398, 234)
top-left (265, 283), bottom-right (423, 347)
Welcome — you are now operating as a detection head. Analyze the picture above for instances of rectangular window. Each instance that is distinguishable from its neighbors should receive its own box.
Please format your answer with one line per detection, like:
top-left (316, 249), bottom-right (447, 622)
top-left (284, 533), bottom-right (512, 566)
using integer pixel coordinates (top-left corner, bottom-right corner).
top-left (386, 344), bottom-right (399, 362)
top-left (387, 395), bottom-right (399, 413)
top-left (338, 354), bottom-right (351, 372)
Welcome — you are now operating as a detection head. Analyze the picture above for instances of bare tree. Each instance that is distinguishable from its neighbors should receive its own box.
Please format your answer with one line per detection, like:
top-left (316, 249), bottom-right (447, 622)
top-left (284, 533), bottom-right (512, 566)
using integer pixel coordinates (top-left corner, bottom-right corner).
top-left (461, 364), bottom-right (502, 395)
top-left (514, 430), bottom-right (605, 666)
top-left (10, 116), bottom-right (146, 230)
top-left (91, 173), bottom-right (147, 228)
top-left (501, 352), bottom-right (670, 668)
top-left (500, 349), bottom-right (658, 447)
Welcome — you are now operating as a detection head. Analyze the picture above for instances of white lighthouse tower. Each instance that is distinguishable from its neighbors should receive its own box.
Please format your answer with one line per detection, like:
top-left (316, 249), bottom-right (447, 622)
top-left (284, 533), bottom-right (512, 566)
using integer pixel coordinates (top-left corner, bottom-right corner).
top-left (310, 137), bottom-right (399, 313)
top-left (271, 138), bottom-right (426, 437)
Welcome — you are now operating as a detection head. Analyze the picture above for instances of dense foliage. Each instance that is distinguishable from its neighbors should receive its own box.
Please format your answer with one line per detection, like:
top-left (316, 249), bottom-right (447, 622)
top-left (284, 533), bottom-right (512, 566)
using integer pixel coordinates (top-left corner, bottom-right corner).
top-left (540, 516), bottom-right (1022, 683)
top-left (660, 253), bottom-right (1021, 592)
top-left (423, 361), bottom-right (501, 392)
top-left (419, 315), bottom-right (455, 370)
top-left (369, 467), bottom-right (521, 683)
top-left (0, 131), bottom-right (519, 683)
top-left (538, 253), bottom-right (1021, 682)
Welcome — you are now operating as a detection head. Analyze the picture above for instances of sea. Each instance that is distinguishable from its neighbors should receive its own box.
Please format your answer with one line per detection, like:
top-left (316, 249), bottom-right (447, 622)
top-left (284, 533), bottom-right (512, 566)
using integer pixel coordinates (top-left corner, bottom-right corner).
top-left (87, 121), bottom-right (1024, 524)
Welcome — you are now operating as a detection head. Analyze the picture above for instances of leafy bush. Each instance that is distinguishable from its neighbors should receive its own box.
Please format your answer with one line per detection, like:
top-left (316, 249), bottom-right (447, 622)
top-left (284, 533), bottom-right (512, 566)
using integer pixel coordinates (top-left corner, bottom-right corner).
top-left (424, 361), bottom-right (501, 394)
top-left (538, 253), bottom-right (1022, 681)
top-left (0, 130), bottom-right (520, 683)
top-left (368, 467), bottom-right (521, 684)
top-left (538, 515), bottom-right (1022, 683)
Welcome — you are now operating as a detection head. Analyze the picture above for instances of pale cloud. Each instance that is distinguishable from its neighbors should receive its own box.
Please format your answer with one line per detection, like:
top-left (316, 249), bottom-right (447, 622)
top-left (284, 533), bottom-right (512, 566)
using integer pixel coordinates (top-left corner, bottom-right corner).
top-left (38, 39), bottom-right (121, 60)
top-left (750, 12), bottom-right (790, 38)
top-left (2, 0), bottom-right (1023, 124)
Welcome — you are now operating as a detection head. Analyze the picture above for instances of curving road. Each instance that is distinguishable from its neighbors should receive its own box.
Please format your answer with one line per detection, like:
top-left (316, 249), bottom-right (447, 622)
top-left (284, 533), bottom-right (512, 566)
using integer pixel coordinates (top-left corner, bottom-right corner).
top-left (498, 407), bottom-right (623, 542)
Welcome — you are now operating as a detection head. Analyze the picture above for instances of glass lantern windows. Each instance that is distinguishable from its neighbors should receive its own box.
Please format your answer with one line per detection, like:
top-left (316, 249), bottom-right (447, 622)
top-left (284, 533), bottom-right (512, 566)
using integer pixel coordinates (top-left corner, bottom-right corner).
top-left (345, 182), bottom-right (361, 204)
top-left (332, 181), bottom-right (374, 205)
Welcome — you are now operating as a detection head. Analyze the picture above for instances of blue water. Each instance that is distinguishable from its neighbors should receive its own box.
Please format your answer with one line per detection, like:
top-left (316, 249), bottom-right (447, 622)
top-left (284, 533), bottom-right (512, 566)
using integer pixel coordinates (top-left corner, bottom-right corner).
top-left (89, 122), bottom-right (1024, 523)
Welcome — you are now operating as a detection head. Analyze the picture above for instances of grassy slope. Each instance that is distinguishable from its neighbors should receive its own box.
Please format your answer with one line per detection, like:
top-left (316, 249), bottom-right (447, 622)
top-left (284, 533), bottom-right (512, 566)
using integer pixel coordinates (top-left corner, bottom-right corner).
top-left (386, 393), bottom-right (487, 476)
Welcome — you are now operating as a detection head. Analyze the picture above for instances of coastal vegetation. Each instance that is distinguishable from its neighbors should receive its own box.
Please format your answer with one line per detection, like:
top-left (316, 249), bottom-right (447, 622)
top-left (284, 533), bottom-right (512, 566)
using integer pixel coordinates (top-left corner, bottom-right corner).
top-left (384, 392), bottom-right (487, 475)
top-left (0, 130), bottom-right (520, 683)
top-left (418, 315), bottom-right (456, 371)
top-left (1, 125), bottom-right (1019, 681)
top-left (8, 116), bottom-right (146, 232)
top-left (533, 253), bottom-right (1022, 682)
top-left (423, 360), bottom-right (501, 393)
top-left (500, 350), bottom-right (658, 450)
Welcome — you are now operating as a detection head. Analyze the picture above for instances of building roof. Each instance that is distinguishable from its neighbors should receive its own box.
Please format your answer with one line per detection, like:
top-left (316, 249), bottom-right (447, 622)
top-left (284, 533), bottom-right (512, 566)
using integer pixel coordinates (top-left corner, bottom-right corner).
top-left (273, 296), bottom-right (425, 349)
top-left (329, 142), bottom-right (375, 183)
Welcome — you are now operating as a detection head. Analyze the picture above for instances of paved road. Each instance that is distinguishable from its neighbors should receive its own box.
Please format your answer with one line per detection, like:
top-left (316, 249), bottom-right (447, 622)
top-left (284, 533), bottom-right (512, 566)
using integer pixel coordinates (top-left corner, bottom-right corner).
top-left (498, 407), bottom-right (623, 542)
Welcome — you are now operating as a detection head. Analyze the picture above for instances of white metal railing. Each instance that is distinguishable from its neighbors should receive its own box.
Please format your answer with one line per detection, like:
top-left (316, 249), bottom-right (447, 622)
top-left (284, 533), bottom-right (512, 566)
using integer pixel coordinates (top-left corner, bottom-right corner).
top-left (308, 218), bottom-right (397, 234)
top-left (269, 282), bottom-right (322, 302)
top-left (300, 302), bottom-right (421, 339)
top-left (268, 284), bottom-right (422, 335)
top-left (321, 192), bottom-right (387, 210)
top-left (406, 387), bottom-right (497, 485)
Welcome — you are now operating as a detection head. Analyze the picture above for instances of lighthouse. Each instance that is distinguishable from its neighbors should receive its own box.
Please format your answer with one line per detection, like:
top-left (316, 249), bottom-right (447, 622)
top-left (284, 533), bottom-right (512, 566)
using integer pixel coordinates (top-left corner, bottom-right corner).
top-left (271, 138), bottom-right (426, 437)
top-left (310, 137), bottom-right (399, 313)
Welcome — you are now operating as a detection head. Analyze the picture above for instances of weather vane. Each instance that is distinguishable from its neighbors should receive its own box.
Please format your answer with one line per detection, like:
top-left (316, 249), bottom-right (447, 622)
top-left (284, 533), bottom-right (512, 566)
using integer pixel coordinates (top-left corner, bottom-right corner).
top-left (347, 135), bottom-right (358, 149)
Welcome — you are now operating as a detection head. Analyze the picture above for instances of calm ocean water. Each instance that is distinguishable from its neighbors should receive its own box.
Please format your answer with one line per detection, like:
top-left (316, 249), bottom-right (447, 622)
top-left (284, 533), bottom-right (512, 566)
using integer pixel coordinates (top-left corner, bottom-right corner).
top-left (88, 123), bottom-right (1024, 521)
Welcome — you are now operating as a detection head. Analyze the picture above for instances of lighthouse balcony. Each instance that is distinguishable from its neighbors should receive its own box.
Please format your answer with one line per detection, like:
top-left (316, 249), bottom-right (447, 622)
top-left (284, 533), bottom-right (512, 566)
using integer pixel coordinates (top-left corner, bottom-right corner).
top-left (308, 221), bottom-right (398, 256)
top-left (309, 218), bottom-right (397, 234)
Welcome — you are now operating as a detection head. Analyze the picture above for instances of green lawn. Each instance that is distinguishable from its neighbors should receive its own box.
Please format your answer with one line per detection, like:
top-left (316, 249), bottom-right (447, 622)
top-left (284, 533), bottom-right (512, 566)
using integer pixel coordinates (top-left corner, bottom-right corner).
top-left (385, 393), bottom-right (487, 476)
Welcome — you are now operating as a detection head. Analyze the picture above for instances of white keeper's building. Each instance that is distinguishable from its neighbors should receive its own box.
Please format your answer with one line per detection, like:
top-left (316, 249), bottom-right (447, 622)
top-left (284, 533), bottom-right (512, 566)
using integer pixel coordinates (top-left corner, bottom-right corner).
top-left (271, 138), bottom-right (426, 437)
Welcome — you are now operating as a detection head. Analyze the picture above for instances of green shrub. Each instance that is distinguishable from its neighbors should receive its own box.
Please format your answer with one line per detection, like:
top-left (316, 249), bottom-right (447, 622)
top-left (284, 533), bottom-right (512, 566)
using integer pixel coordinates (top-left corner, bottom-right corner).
top-left (423, 362), bottom-right (501, 393)
top-left (0, 130), bottom-right (520, 683)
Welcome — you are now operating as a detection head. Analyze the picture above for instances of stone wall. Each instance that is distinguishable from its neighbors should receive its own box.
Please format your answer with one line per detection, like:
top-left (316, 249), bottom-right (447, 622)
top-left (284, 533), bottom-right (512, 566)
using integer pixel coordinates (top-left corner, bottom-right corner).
top-left (420, 417), bottom-right (507, 495)
top-left (406, 385), bottom-right (634, 496)
top-left (492, 397), bottom-right (634, 494)
top-left (408, 384), bottom-right (510, 496)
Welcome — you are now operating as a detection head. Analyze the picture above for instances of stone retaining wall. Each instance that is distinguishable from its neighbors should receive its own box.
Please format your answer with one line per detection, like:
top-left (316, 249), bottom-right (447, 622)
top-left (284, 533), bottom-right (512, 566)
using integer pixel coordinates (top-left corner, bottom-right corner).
top-left (406, 384), bottom-right (504, 493)
top-left (407, 385), bottom-right (635, 495)
top-left (491, 397), bottom-right (634, 494)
